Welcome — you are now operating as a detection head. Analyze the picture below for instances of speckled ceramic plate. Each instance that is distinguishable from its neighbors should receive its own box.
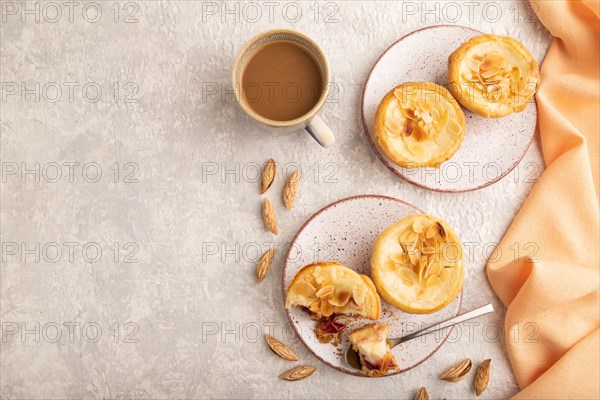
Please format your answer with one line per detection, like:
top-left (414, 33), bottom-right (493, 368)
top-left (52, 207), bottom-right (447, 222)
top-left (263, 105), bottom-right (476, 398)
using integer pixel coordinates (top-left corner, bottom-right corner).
top-left (282, 195), bottom-right (462, 377)
top-left (362, 25), bottom-right (537, 192)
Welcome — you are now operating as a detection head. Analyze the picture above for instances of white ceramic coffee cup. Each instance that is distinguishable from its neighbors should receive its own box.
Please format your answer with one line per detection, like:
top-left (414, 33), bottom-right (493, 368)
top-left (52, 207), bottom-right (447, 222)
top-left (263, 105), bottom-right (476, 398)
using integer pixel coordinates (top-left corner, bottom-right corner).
top-left (232, 29), bottom-right (335, 147)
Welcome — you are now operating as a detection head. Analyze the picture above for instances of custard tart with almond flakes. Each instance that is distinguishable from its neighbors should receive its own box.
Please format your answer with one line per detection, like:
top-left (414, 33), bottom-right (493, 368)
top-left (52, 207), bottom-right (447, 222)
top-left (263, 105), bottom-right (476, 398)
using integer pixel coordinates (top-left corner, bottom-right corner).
top-left (285, 261), bottom-right (381, 320)
top-left (448, 34), bottom-right (539, 118)
top-left (348, 323), bottom-right (397, 377)
top-left (374, 82), bottom-right (466, 168)
top-left (371, 214), bottom-right (464, 314)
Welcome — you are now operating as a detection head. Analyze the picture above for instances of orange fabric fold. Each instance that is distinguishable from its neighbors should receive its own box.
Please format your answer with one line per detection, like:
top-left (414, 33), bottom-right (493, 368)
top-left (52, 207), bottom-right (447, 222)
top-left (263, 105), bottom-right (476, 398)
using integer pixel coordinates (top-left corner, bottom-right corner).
top-left (486, 1), bottom-right (600, 399)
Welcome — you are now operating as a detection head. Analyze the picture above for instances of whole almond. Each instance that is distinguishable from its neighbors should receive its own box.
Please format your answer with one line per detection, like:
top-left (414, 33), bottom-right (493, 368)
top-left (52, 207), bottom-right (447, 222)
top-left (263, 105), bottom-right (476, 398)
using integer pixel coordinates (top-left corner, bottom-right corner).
top-left (260, 159), bottom-right (276, 194)
top-left (440, 358), bottom-right (472, 382)
top-left (256, 249), bottom-right (275, 283)
top-left (279, 365), bottom-right (316, 381)
top-left (265, 334), bottom-right (298, 361)
top-left (283, 170), bottom-right (299, 210)
top-left (474, 359), bottom-right (491, 396)
top-left (262, 198), bottom-right (278, 234)
top-left (415, 387), bottom-right (429, 400)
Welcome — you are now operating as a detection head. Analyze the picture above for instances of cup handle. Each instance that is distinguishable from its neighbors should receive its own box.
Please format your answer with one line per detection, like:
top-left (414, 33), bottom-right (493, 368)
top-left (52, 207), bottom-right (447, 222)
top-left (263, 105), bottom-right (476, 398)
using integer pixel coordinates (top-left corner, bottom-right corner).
top-left (305, 115), bottom-right (335, 147)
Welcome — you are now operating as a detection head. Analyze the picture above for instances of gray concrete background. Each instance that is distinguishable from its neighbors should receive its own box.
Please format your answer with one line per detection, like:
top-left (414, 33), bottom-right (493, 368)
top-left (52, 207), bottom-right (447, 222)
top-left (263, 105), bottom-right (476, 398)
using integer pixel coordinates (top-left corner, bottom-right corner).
top-left (1, 1), bottom-right (551, 399)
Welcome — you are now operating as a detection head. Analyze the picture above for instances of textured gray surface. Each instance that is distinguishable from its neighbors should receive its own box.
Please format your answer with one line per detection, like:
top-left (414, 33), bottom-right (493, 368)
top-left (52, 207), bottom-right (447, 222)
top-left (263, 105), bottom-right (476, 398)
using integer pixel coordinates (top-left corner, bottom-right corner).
top-left (0, 1), bottom-right (551, 399)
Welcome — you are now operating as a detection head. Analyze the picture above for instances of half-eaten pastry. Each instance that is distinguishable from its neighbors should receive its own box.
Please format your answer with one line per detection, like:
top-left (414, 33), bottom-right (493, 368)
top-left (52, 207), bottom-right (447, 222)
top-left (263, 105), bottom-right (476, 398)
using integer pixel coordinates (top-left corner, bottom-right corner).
top-left (374, 82), bottom-right (466, 168)
top-left (285, 261), bottom-right (381, 320)
top-left (348, 323), bottom-right (396, 377)
top-left (448, 34), bottom-right (539, 118)
top-left (371, 214), bottom-right (464, 314)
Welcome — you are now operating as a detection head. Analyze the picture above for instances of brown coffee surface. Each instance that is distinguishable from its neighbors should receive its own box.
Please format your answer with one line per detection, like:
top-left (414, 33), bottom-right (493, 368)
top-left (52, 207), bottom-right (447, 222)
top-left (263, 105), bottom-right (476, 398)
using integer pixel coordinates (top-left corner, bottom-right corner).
top-left (241, 41), bottom-right (323, 121)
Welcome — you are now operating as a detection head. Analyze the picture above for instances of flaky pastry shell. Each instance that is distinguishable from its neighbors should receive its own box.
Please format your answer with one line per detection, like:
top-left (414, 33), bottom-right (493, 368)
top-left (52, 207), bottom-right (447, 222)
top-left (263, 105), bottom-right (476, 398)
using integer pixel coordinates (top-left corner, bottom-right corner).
top-left (448, 34), bottom-right (539, 118)
top-left (285, 261), bottom-right (381, 320)
top-left (371, 214), bottom-right (464, 314)
top-left (374, 82), bottom-right (466, 168)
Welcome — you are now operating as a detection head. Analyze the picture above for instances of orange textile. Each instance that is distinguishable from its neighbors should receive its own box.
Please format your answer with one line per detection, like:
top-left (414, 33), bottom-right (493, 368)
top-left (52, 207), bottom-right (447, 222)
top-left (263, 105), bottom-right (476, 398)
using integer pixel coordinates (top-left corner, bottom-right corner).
top-left (487, 0), bottom-right (600, 399)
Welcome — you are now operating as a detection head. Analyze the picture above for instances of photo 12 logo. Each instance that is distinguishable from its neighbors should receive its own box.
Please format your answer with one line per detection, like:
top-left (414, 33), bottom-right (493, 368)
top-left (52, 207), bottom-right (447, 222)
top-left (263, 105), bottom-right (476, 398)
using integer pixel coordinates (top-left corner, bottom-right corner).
top-left (1, 161), bottom-right (140, 184)
top-left (1, 321), bottom-right (140, 344)
top-left (1, 81), bottom-right (140, 104)
top-left (1, 241), bottom-right (140, 264)
top-left (401, 160), bottom-right (541, 186)
top-left (1, 1), bottom-right (141, 24)
top-left (400, 1), bottom-right (539, 24)
top-left (200, 161), bottom-right (339, 185)
top-left (200, 1), bottom-right (340, 24)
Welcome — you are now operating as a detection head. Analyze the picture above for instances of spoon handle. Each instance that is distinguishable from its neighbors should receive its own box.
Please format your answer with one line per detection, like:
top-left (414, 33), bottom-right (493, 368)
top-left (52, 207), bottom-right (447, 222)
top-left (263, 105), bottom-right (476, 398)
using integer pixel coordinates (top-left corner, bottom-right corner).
top-left (390, 304), bottom-right (495, 347)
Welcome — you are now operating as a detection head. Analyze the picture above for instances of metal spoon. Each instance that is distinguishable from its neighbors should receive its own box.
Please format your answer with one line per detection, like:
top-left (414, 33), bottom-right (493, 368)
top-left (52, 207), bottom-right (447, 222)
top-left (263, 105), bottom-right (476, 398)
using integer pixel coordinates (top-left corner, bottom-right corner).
top-left (344, 303), bottom-right (495, 370)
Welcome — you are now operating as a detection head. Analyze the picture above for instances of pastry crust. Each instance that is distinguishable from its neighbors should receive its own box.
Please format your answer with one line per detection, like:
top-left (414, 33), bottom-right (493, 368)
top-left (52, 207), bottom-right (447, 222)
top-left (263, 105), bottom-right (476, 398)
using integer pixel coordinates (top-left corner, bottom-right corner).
top-left (348, 323), bottom-right (396, 377)
top-left (448, 34), bottom-right (539, 118)
top-left (285, 261), bottom-right (381, 320)
top-left (371, 214), bottom-right (464, 314)
top-left (374, 82), bottom-right (466, 168)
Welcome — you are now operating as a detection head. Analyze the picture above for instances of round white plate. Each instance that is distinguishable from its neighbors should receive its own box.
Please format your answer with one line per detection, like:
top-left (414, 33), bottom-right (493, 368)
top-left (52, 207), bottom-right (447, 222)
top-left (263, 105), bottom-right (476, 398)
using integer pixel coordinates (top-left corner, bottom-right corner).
top-left (282, 195), bottom-right (462, 377)
top-left (361, 25), bottom-right (537, 192)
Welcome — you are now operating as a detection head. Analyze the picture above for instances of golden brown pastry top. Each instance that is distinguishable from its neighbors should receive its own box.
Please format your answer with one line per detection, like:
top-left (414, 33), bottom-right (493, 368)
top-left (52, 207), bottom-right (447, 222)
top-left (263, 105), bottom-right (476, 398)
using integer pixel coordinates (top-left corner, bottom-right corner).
top-left (374, 82), bottom-right (466, 168)
top-left (285, 261), bottom-right (381, 320)
top-left (371, 214), bottom-right (464, 314)
top-left (448, 34), bottom-right (539, 118)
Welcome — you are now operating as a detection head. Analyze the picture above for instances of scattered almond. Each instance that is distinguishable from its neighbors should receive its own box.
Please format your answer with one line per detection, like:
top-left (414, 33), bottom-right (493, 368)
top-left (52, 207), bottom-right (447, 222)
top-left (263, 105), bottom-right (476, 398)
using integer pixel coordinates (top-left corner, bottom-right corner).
top-left (260, 159), bottom-right (276, 194)
top-left (256, 248), bottom-right (275, 283)
top-left (265, 334), bottom-right (298, 361)
top-left (279, 365), bottom-right (316, 381)
top-left (474, 359), bottom-right (491, 396)
top-left (440, 358), bottom-right (472, 382)
top-left (283, 170), bottom-right (299, 210)
top-left (415, 387), bottom-right (429, 400)
top-left (262, 198), bottom-right (278, 234)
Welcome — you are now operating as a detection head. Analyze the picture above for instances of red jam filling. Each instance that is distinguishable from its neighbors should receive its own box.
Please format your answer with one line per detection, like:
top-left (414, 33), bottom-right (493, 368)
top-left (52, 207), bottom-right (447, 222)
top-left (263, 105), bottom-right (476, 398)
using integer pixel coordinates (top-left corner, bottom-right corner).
top-left (360, 354), bottom-right (396, 371)
top-left (317, 315), bottom-right (346, 334)
top-left (360, 355), bottom-right (380, 371)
